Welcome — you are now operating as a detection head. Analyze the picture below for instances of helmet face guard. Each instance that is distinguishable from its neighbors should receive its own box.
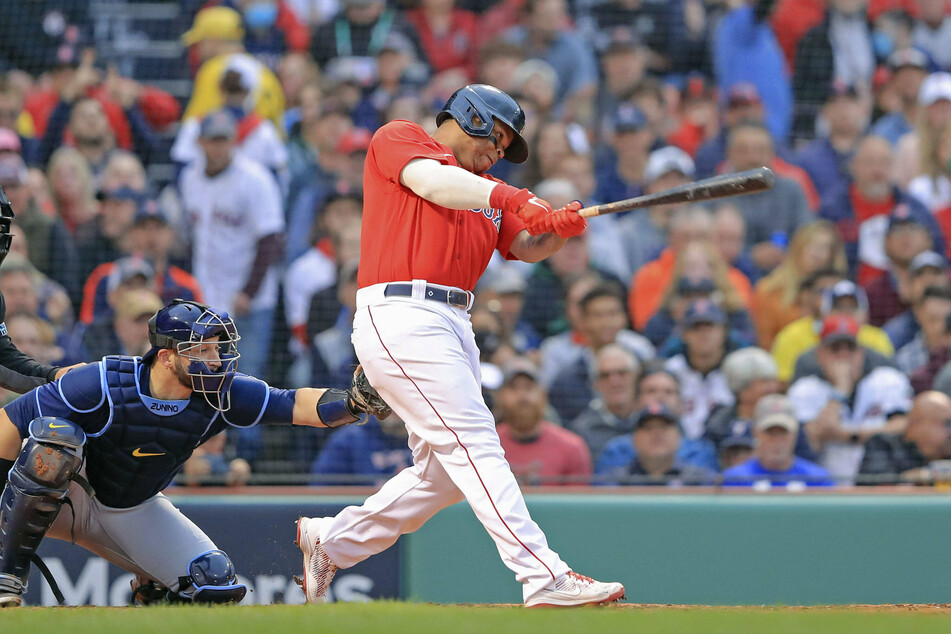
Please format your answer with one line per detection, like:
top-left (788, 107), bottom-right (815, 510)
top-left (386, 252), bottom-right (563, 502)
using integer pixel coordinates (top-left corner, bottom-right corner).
top-left (149, 300), bottom-right (240, 412)
top-left (436, 84), bottom-right (528, 164)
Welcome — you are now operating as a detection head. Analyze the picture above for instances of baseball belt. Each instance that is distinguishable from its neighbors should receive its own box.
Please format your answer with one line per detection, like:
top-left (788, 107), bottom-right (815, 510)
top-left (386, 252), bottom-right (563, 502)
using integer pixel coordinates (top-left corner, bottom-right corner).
top-left (383, 283), bottom-right (473, 310)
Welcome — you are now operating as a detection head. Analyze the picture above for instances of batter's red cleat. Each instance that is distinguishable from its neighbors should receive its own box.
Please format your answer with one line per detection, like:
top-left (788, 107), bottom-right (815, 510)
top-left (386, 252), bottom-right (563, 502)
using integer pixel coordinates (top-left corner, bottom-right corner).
top-left (295, 516), bottom-right (338, 604)
top-left (524, 571), bottom-right (625, 608)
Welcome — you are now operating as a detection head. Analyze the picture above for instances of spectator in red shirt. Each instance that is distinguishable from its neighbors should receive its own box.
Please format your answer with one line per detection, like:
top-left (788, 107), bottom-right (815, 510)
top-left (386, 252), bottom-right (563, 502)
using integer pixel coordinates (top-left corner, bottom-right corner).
top-left (495, 358), bottom-right (593, 486)
top-left (406, 0), bottom-right (480, 80)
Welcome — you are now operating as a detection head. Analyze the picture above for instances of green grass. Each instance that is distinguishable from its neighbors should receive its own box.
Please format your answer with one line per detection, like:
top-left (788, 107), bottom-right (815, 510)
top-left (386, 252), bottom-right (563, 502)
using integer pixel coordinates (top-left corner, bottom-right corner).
top-left (4, 602), bottom-right (951, 634)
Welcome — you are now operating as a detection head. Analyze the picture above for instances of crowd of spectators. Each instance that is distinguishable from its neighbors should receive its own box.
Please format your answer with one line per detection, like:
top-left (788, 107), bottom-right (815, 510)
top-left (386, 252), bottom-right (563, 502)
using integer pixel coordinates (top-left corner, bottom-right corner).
top-left (2, 0), bottom-right (951, 487)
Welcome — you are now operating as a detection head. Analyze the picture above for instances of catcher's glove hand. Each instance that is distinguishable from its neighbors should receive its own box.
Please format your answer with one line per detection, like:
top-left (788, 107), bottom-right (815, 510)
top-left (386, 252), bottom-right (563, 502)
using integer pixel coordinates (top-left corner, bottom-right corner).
top-left (348, 365), bottom-right (392, 420)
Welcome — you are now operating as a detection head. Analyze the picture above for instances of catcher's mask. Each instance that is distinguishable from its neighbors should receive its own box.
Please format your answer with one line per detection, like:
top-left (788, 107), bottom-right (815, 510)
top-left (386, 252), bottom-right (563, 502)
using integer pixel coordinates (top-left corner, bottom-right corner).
top-left (148, 299), bottom-right (241, 412)
top-left (0, 185), bottom-right (16, 268)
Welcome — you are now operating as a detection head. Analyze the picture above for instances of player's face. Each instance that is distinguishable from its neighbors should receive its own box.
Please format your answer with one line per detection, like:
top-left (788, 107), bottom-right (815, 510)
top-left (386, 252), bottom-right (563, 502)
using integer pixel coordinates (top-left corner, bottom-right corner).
top-left (463, 119), bottom-right (514, 173)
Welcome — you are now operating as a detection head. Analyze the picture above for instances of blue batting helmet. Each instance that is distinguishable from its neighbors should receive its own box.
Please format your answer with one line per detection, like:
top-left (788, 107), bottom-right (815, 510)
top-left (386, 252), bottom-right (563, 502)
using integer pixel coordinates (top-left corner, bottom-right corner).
top-left (436, 84), bottom-right (528, 164)
top-left (148, 299), bottom-right (241, 411)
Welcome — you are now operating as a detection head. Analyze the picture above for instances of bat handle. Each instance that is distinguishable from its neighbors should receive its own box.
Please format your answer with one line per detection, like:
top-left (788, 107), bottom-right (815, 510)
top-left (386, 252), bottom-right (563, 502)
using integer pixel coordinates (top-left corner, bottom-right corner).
top-left (577, 206), bottom-right (600, 219)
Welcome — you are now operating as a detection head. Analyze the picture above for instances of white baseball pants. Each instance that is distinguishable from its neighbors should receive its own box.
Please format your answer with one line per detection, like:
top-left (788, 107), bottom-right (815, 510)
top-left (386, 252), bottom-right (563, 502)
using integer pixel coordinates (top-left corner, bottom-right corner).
top-left (320, 281), bottom-right (569, 602)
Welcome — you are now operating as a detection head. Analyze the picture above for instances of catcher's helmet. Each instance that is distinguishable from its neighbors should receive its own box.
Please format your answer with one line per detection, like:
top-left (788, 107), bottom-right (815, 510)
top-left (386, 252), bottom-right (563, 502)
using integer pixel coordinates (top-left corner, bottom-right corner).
top-left (148, 299), bottom-right (241, 411)
top-left (0, 185), bottom-right (16, 268)
top-left (436, 84), bottom-right (528, 164)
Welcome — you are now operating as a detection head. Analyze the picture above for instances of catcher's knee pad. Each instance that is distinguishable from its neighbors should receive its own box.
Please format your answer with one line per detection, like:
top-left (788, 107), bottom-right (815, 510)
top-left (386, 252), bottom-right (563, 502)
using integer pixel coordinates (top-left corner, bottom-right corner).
top-left (0, 417), bottom-right (85, 585)
top-left (174, 550), bottom-right (246, 604)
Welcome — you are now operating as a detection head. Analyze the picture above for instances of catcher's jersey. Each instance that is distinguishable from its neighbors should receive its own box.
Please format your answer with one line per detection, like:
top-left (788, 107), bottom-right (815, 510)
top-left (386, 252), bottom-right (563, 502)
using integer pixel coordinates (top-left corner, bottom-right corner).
top-left (358, 120), bottom-right (525, 291)
top-left (4, 356), bottom-right (297, 507)
top-left (180, 153), bottom-right (285, 314)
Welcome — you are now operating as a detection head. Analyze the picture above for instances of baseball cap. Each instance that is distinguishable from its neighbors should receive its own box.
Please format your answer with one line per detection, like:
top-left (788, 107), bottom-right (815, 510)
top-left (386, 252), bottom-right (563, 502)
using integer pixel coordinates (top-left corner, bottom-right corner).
top-left (909, 250), bottom-right (948, 276)
top-left (826, 79), bottom-right (859, 101)
top-left (720, 421), bottom-right (754, 449)
top-left (887, 204), bottom-right (925, 233)
top-left (600, 28), bottom-right (644, 55)
top-left (612, 104), bottom-right (647, 133)
top-left (820, 280), bottom-right (869, 315)
top-left (501, 358), bottom-right (540, 386)
top-left (644, 146), bottom-right (695, 184)
top-left (918, 72), bottom-right (951, 107)
top-left (97, 186), bottom-right (142, 203)
top-left (336, 128), bottom-right (372, 154)
top-left (682, 73), bottom-right (716, 103)
top-left (0, 154), bottom-right (27, 186)
top-left (753, 394), bottom-right (798, 434)
top-left (681, 298), bottom-right (726, 328)
top-left (107, 256), bottom-right (155, 294)
top-left (115, 288), bottom-right (163, 320)
top-left (633, 403), bottom-right (679, 429)
top-left (199, 110), bottom-right (237, 140)
top-left (378, 32), bottom-right (416, 57)
top-left (0, 128), bottom-right (22, 154)
top-left (723, 83), bottom-right (761, 109)
top-left (181, 7), bottom-right (245, 46)
top-left (721, 347), bottom-right (778, 394)
top-left (887, 47), bottom-right (929, 72)
top-left (677, 277), bottom-right (716, 295)
top-left (819, 314), bottom-right (860, 345)
top-left (133, 198), bottom-right (168, 226)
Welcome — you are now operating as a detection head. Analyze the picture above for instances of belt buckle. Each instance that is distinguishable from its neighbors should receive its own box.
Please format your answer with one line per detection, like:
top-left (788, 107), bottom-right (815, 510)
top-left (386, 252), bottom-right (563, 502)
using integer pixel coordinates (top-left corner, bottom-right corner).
top-left (447, 289), bottom-right (471, 310)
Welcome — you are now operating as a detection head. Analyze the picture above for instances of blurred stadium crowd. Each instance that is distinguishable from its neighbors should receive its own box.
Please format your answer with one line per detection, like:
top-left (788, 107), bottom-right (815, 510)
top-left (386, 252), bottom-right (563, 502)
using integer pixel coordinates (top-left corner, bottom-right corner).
top-left (1, 0), bottom-right (951, 487)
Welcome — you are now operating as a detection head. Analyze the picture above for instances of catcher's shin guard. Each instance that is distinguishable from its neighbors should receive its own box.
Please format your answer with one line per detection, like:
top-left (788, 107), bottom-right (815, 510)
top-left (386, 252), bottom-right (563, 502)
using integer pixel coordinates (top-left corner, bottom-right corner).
top-left (0, 417), bottom-right (85, 598)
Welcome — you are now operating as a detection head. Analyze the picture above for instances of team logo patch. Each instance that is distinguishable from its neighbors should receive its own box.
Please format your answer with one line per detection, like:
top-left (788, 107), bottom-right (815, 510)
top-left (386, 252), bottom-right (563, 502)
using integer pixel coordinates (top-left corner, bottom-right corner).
top-left (470, 208), bottom-right (503, 231)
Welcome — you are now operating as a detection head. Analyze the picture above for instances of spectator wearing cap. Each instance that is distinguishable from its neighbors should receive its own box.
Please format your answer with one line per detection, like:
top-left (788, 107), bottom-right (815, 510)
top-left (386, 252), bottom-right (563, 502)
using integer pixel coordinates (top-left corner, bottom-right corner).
top-left (753, 221), bottom-right (847, 349)
top-left (78, 287), bottom-right (163, 361)
top-left (79, 203), bottom-right (205, 326)
top-left (183, 6), bottom-right (287, 132)
top-left (722, 394), bottom-right (834, 488)
top-left (775, 279), bottom-right (895, 383)
top-left (894, 286), bottom-right (951, 390)
top-left (819, 134), bottom-right (944, 281)
top-left (788, 313), bottom-right (912, 482)
top-left (595, 403), bottom-right (717, 486)
top-left (792, 0), bottom-right (875, 141)
top-left (548, 283), bottom-right (655, 424)
top-left (0, 154), bottom-right (80, 303)
top-left (495, 359), bottom-right (592, 486)
top-left (667, 74), bottom-right (720, 159)
top-left (173, 64), bottom-right (289, 183)
top-left (717, 423), bottom-right (755, 471)
top-left (860, 390), bottom-right (951, 484)
top-left (664, 298), bottom-right (740, 440)
top-left (869, 48), bottom-right (930, 145)
top-left (593, 104), bottom-right (651, 206)
top-left (180, 109), bottom-right (286, 380)
top-left (866, 214), bottom-right (939, 330)
top-left (311, 411), bottom-right (410, 486)
top-left (884, 250), bottom-right (951, 349)
top-left (570, 344), bottom-right (641, 459)
top-left (405, 0), bottom-right (479, 80)
top-left (479, 268), bottom-right (541, 355)
top-left (722, 121), bottom-right (813, 275)
top-left (894, 72), bottom-right (951, 188)
top-left (794, 81), bottom-right (867, 206)
top-left (912, 0), bottom-right (951, 70)
top-left (74, 185), bottom-right (143, 287)
top-left (628, 205), bottom-right (754, 331)
top-left (616, 146), bottom-right (695, 276)
top-left (713, 0), bottom-right (793, 143)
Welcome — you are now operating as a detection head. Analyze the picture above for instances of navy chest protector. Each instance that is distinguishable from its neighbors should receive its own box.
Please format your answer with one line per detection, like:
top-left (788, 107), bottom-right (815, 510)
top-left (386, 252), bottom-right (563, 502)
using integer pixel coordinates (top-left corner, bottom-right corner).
top-left (85, 356), bottom-right (220, 508)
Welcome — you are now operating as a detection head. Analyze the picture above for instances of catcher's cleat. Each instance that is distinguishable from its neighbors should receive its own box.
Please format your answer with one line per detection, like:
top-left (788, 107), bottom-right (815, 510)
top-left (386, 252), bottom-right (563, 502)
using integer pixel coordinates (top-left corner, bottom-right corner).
top-left (0, 573), bottom-right (23, 608)
top-left (296, 517), bottom-right (337, 604)
top-left (130, 575), bottom-right (170, 606)
top-left (0, 591), bottom-right (22, 608)
top-left (524, 571), bottom-right (625, 608)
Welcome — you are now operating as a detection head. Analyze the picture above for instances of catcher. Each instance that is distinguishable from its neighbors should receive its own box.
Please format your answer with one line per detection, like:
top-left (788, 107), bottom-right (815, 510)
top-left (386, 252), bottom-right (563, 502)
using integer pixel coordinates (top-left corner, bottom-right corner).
top-left (0, 299), bottom-right (390, 607)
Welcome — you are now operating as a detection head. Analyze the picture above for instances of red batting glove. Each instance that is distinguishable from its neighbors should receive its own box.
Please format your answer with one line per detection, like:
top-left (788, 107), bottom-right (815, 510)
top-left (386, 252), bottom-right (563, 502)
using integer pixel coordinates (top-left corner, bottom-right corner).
top-left (548, 201), bottom-right (587, 238)
top-left (489, 184), bottom-right (553, 235)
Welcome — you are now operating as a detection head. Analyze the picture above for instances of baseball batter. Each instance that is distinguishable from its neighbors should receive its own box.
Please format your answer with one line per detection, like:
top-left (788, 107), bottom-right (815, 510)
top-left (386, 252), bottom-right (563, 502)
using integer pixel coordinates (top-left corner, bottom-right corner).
top-left (297, 84), bottom-right (625, 607)
top-left (0, 299), bottom-right (388, 607)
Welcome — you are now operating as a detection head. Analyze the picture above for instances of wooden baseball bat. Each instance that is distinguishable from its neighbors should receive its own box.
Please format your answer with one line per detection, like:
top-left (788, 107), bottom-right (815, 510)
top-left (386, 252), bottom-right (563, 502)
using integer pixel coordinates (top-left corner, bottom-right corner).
top-left (577, 167), bottom-right (776, 218)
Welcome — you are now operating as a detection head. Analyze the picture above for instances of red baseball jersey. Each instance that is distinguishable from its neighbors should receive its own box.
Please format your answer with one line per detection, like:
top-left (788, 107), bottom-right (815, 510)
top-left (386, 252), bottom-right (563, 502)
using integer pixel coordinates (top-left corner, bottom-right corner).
top-left (358, 120), bottom-right (525, 291)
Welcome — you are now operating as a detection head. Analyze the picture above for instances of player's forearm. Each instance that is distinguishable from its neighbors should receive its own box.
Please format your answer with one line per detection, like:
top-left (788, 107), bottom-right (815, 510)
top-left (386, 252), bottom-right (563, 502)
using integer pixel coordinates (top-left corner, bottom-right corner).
top-left (509, 230), bottom-right (567, 263)
top-left (400, 159), bottom-right (496, 210)
top-left (291, 387), bottom-right (329, 428)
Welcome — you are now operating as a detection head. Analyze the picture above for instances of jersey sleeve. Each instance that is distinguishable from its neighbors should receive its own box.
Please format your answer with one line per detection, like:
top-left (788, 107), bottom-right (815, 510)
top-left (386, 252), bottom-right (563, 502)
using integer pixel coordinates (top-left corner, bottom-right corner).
top-left (3, 362), bottom-right (109, 438)
top-left (220, 374), bottom-right (297, 427)
top-left (369, 120), bottom-right (454, 184)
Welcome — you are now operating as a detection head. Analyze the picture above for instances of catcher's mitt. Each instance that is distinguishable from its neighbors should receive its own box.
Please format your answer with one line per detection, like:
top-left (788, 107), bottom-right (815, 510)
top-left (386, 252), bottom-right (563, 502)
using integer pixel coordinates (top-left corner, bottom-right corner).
top-left (348, 366), bottom-right (392, 420)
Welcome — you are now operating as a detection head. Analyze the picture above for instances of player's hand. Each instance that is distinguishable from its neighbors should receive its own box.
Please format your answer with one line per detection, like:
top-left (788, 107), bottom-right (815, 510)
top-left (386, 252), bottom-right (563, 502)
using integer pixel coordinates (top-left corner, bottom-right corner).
top-left (489, 184), bottom-right (553, 235)
top-left (547, 201), bottom-right (586, 238)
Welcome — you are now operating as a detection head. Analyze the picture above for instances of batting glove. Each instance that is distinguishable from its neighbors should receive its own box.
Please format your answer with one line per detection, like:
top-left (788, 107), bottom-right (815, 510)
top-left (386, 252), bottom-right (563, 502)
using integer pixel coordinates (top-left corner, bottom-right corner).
top-left (547, 201), bottom-right (587, 238)
top-left (490, 184), bottom-right (553, 235)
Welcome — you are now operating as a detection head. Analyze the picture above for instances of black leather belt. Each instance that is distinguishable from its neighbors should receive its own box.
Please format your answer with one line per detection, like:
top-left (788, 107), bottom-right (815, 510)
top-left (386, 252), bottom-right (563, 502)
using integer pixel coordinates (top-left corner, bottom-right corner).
top-left (384, 283), bottom-right (473, 310)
